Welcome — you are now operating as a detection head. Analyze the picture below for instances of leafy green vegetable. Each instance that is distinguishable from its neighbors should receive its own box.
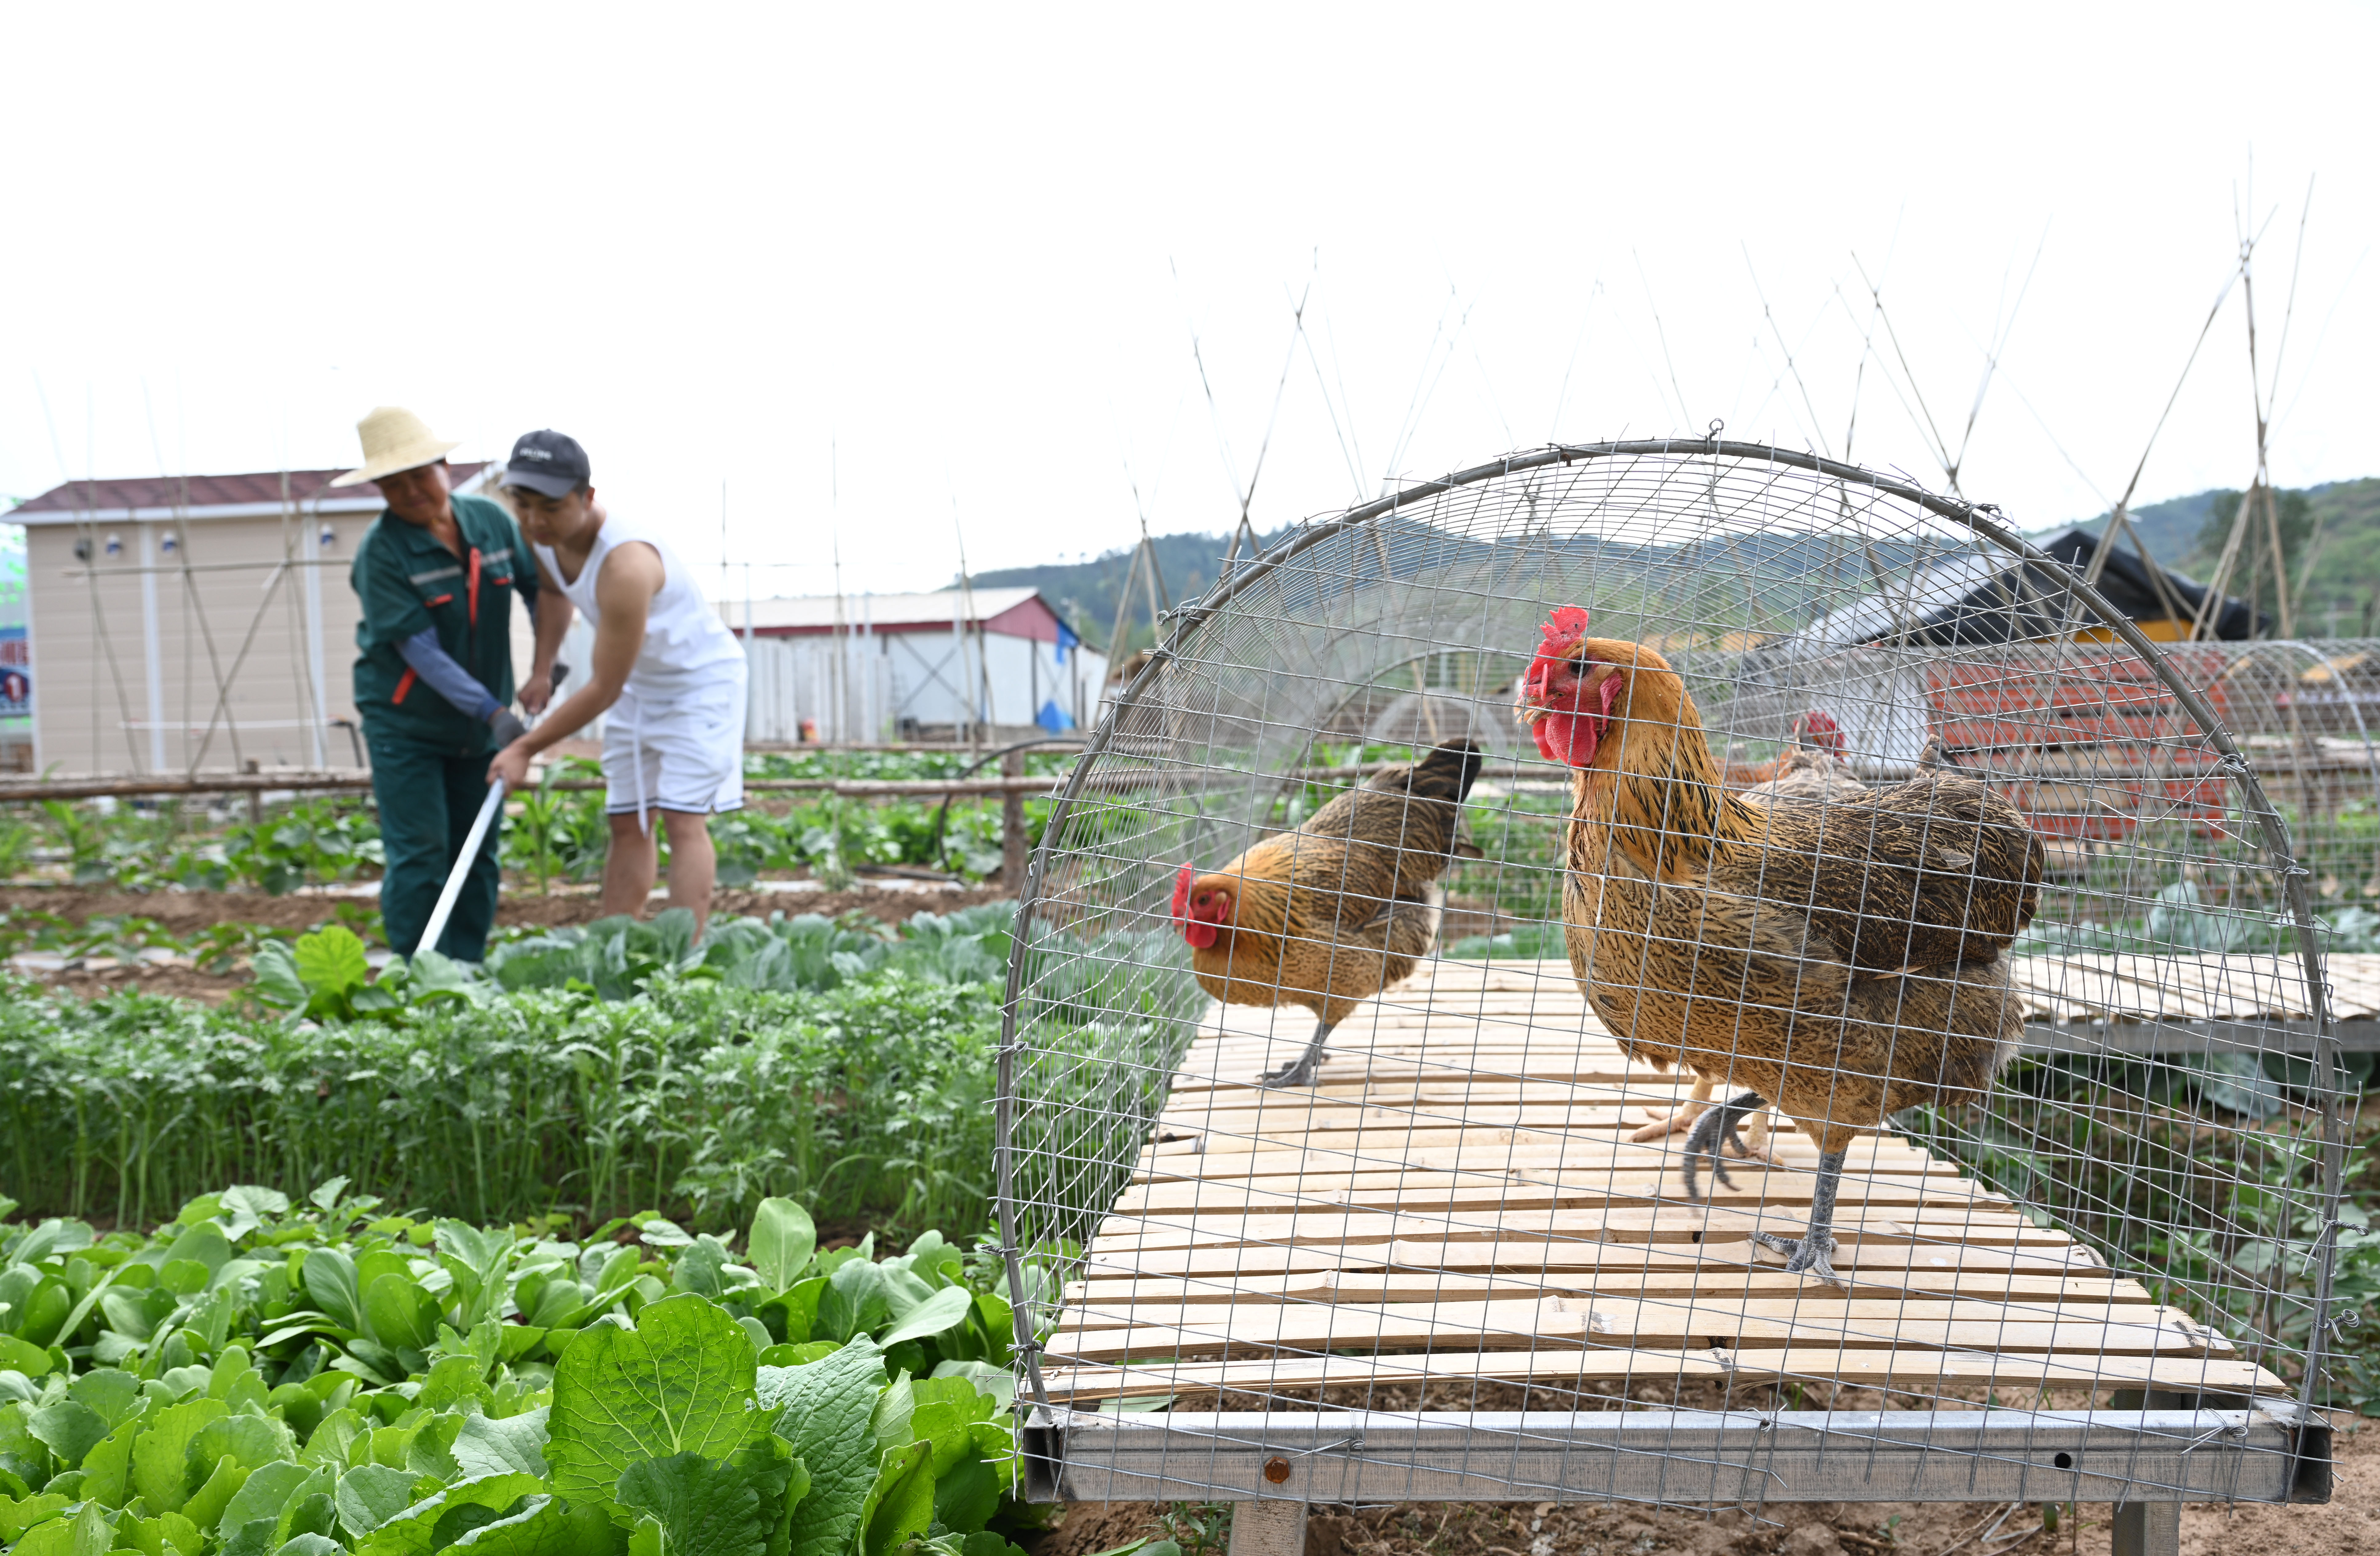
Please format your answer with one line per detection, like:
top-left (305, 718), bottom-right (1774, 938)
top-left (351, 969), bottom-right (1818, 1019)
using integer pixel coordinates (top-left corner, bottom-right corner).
top-left (0, 1178), bottom-right (1033, 1556)
top-left (547, 1295), bottom-right (771, 1511)
top-left (615, 1451), bottom-right (774, 1556)
top-left (767, 1340), bottom-right (889, 1556)
top-left (750, 1200), bottom-right (818, 1299)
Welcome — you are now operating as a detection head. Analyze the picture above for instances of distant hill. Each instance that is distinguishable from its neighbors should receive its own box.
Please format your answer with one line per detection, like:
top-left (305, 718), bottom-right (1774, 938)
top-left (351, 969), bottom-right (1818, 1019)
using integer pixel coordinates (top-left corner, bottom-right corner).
top-left (2053, 489), bottom-right (2222, 565)
top-left (981, 479), bottom-right (2380, 655)
top-left (961, 527), bottom-right (1289, 652)
top-left (2044, 478), bottom-right (2380, 634)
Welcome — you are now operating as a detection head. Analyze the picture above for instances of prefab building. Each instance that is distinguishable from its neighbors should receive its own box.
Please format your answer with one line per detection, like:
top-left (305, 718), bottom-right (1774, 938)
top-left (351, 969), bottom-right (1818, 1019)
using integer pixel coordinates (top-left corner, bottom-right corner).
top-left (7, 465), bottom-right (495, 774)
top-left (722, 588), bottom-right (1108, 742)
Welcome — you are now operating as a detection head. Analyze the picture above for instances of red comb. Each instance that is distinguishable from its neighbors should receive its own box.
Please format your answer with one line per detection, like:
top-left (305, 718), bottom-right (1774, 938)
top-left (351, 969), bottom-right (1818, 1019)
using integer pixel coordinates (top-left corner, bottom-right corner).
top-left (1539, 605), bottom-right (1590, 646)
top-left (1797, 710), bottom-right (1846, 751)
top-left (1171, 861), bottom-right (1195, 923)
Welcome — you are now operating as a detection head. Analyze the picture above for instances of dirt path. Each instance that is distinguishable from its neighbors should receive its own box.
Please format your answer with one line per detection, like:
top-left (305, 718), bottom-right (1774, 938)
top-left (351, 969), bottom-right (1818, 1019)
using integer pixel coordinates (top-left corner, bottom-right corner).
top-left (1029, 1418), bottom-right (2374, 1556)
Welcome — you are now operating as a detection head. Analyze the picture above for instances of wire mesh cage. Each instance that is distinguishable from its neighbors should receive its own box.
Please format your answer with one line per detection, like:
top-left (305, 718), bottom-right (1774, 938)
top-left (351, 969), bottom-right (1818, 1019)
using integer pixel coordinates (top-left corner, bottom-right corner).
top-left (993, 441), bottom-right (2348, 1535)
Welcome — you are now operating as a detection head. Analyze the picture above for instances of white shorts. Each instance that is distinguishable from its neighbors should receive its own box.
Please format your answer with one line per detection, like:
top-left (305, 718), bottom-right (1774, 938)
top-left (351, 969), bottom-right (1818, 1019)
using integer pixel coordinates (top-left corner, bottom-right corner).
top-left (603, 662), bottom-right (747, 817)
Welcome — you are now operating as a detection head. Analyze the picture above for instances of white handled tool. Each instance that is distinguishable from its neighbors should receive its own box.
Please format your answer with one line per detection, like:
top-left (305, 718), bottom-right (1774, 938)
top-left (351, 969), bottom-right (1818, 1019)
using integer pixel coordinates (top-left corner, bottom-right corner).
top-left (413, 663), bottom-right (569, 959)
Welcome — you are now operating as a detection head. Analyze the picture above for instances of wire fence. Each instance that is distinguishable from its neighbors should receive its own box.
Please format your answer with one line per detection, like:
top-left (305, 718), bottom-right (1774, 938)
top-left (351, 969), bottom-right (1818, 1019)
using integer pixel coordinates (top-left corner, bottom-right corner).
top-left (992, 441), bottom-right (2348, 1525)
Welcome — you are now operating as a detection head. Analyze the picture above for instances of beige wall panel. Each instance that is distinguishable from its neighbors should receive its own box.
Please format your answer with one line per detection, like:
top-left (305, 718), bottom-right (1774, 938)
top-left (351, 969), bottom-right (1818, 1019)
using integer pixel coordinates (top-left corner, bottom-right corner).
top-left (27, 512), bottom-right (390, 774)
top-left (25, 509), bottom-right (534, 774)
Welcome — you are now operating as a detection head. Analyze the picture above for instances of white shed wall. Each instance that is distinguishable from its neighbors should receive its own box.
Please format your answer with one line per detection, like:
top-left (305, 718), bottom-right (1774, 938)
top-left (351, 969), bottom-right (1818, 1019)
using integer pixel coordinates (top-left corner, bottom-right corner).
top-left (746, 629), bottom-right (1107, 742)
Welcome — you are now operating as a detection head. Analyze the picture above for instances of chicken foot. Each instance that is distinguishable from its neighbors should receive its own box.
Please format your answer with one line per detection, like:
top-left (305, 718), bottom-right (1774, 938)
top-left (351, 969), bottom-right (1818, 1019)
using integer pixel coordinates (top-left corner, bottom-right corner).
top-left (1258, 1020), bottom-right (1333, 1087)
top-left (1632, 1077), bottom-right (1776, 1162)
top-left (1680, 1089), bottom-right (1767, 1202)
top-left (1753, 1147), bottom-right (1849, 1288)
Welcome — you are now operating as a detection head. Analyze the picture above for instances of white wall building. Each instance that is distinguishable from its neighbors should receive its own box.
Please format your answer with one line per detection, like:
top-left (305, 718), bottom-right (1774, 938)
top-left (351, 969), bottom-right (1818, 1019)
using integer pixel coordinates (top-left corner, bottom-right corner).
top-left (720, 588), bottom-right (1107, 742)
top-left (8, 464), bottom-right (498, 773)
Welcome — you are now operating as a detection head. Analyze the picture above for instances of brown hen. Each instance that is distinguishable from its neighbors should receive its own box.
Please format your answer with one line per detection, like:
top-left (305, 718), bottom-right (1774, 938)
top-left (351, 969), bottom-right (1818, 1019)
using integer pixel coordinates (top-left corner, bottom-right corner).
top-left (1514, 606), bottom-right (2041, 1285)
top-left (1174, 740), bottom-right (1486, 1086)
top-left (1635, 708), bottom-right (1869, 1152)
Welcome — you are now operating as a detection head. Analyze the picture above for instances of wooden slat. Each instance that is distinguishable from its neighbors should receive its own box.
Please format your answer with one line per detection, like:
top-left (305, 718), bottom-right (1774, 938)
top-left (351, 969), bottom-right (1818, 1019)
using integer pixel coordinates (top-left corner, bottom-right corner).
top-left (1069, 1268), bottom-right (2158, 1308)
top-left (1089, 1205), bottom-right (2054, 1255)
top-left (1156, 1100), bottom-right (1786, 1138)
top-left (1085, 1235), bottom-right (2113, 1282)
top-left (1113, 1167), bottom-right (2006, 1217)
top-left (1046, 1296), bottom-right (2221, 1362)
top-left (1132, 1139), bottom-right (1965, 1185)
top-left (1037, 1350), bottom-right (2289, 1405)
top-left (1165, 1081), bottom-right (1691, 1112)
top-left (1049, 955), bottom-right (2289, 1400)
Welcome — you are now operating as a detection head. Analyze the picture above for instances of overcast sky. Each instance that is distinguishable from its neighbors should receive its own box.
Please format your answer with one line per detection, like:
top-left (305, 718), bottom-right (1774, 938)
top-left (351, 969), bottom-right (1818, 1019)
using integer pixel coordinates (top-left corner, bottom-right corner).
top-left (2, 5), bottom-right (2371, 600)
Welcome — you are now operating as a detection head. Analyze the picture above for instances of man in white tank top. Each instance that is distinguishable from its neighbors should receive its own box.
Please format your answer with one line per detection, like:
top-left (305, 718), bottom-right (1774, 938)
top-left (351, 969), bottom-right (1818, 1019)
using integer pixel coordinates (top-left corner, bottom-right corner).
top-left (490, 430), bottom-right (748, 936)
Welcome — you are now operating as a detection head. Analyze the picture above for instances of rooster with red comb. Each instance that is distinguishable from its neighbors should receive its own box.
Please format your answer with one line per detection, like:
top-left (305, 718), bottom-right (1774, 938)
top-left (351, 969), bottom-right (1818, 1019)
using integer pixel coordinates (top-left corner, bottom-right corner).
top-left (1516, 603), bottom-right (2041, 1285)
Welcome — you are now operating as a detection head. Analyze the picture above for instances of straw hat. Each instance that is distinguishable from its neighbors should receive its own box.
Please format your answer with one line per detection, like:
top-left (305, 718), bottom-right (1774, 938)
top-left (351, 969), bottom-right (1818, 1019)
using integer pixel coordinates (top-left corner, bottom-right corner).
top-left (331, 406), bottom-right (461, 487)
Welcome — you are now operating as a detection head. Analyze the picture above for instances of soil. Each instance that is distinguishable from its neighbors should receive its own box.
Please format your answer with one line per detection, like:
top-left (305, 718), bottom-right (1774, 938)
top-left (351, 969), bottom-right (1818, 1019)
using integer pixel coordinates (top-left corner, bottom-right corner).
top-left (0, 877), bottom-right (1013, 1003)
top-left (1023, 1416), bottom-right (2376, 1556)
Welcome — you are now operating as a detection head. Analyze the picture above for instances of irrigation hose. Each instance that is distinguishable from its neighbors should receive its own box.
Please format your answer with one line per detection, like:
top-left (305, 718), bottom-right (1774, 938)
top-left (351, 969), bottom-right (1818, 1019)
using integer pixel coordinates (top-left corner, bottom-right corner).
top-left (926, 734), bottom-right (1078, 876)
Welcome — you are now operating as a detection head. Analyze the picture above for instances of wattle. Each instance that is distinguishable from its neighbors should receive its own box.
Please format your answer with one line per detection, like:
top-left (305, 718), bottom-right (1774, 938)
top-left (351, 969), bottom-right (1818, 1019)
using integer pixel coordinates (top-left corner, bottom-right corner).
top-left (1183, 923), bottom-right (1220, 950)
top-left (1535, 711), bottom-right (1601, 768)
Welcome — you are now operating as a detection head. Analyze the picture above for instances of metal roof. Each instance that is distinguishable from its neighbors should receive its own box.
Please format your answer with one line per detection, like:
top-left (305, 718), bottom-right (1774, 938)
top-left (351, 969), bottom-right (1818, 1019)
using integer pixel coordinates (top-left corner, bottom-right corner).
top-left (5, 463), bottom-right (494, 525)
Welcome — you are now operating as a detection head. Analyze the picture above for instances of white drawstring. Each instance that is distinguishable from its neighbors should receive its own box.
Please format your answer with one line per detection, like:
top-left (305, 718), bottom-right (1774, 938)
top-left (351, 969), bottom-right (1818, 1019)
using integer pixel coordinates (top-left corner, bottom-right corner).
top-left (626, 688), bottom-right (650, 836)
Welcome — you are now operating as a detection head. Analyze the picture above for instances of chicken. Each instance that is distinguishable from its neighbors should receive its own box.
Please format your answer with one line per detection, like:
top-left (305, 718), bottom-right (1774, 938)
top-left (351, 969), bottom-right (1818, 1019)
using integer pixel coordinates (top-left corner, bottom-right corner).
top-left (1633, 710), bottom-right (1868, 1154)
top-left (1739, 711), bottom-right (1867, 802)
top-left (1173, 740), bottom-right (1486, 1087)
top-left (1514, 606), bottom-right (2041, 1285)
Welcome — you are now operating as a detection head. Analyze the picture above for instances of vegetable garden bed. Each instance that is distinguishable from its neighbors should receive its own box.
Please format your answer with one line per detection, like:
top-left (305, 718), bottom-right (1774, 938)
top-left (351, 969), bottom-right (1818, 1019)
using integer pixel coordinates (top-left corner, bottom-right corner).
top-left (0, 1185), bottom-right (1041, 1555)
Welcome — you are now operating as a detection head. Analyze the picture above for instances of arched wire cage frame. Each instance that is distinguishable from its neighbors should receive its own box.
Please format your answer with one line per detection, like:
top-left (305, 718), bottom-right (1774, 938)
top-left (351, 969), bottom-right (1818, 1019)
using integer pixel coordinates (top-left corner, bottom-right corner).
top-left (992, 441), bottom-right (2349, 1546)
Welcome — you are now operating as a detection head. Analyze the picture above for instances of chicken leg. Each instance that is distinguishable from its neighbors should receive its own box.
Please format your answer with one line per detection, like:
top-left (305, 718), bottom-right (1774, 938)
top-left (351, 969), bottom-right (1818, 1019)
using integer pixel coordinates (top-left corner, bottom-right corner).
top-left (1629, 1076), bottom-right (1715, 1142)
top-left (1754, 1147), bottom-right (1848, 1288)
top-left (1680, 1089), bottom-right (1768, 1202)
top-left (1258, 1020), bottom-right (1332, 1087)
top-left (1632, 1077), bottom-right (1778, 1162)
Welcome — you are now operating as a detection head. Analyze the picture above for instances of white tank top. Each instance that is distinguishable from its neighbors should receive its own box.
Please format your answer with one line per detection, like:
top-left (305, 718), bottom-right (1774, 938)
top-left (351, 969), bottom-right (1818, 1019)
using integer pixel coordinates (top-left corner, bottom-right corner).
top-left (532, 511), bottom-right (744, 688)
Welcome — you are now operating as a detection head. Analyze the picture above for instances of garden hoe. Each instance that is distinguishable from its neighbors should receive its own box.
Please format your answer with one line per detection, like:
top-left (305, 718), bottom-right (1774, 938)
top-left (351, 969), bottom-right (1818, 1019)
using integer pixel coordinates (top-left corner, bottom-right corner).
top-left (415, 663), bottom-right (568, 960)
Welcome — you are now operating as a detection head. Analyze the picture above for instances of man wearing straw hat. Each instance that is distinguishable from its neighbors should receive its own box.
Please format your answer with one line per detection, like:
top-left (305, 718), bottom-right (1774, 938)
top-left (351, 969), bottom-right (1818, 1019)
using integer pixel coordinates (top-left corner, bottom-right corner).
top-left (336, 406), bottom-right (541, 962)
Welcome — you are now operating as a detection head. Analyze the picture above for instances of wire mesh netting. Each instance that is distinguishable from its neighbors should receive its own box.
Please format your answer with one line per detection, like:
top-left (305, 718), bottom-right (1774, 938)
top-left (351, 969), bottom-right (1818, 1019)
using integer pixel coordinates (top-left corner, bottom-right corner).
top-left (993, 442), bottom-right (2351, 1518)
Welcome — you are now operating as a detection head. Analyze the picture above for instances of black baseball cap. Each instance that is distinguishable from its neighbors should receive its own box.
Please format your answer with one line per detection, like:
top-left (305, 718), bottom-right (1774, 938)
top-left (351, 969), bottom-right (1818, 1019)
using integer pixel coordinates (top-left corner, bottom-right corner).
top-left (502, 430), bottom-right (592, 498)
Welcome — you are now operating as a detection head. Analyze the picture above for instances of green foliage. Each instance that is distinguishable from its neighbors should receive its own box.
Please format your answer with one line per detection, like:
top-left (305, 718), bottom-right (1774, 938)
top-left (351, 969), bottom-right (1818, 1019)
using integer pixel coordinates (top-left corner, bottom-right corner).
top-left (1, 747), bottom-right (1071, 898)
top-left (0, 967), bottom-right (1013, 1237)
top-left (2191, 487), bottom-right (2316, 626)
top-left (142, 800), bottom-right (387, 897)
top-left (1902, 1074), bottom-right (2380, 1417)
top-left (2114, 476), bottom-right (2380, 632)
top-left (486, 906), bottom-right (1016, 1001)
top-left (223, 802), bottom-right (387, 897)
top-left (0, 1192), bottom-right (1029, 1555)
top-left (1445, 922), bottom-right (1568, 960)
top-left (490, 752), bottom-right (1070, 889)
top-left (250, 929), bottom-right (481, 1025)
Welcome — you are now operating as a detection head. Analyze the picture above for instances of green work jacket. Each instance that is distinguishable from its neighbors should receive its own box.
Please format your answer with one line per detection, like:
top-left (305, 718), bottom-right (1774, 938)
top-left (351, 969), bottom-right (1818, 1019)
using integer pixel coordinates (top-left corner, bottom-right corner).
top-left (350, 493), bottom-right (534, 752)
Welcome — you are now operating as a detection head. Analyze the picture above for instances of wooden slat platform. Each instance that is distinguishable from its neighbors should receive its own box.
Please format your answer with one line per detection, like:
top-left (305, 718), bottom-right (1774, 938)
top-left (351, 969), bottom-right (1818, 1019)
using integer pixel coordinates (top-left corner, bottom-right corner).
top-left (1041, 959), bottom-right (2294, 1406)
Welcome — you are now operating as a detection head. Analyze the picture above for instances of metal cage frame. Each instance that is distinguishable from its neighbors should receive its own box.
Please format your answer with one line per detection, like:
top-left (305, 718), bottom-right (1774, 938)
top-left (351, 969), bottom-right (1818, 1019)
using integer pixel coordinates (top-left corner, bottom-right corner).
top-left (993, 440), bottom-right (2347, 1556)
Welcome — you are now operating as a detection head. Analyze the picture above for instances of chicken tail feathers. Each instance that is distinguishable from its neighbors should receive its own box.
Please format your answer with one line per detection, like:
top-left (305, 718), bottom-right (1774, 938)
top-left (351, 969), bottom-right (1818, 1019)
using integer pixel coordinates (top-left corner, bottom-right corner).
top-left (1396, 739), bottom-right (1487, 805)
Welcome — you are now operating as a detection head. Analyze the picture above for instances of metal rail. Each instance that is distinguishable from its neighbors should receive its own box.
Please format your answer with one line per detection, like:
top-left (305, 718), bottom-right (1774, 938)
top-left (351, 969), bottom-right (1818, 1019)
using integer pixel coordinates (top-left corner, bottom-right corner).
top-left (2023, 1017), bottom-right (2380, 1054)
top-left (1033, 1406), bottom-right (2329, 1507)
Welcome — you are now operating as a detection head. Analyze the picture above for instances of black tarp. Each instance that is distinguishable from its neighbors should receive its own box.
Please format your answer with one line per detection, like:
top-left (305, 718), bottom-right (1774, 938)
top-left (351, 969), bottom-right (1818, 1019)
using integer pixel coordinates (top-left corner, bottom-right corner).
top-left (1788, 526), bottom-right (2265, 649)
